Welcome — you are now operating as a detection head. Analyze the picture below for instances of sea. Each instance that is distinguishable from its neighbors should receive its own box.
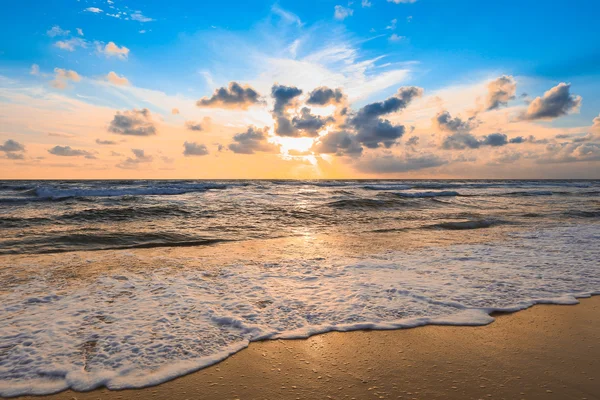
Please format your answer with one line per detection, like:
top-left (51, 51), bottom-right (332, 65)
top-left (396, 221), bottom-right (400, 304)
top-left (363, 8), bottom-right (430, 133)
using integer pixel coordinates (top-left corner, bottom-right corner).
top-left (1, 180), bottom-right (599, 396)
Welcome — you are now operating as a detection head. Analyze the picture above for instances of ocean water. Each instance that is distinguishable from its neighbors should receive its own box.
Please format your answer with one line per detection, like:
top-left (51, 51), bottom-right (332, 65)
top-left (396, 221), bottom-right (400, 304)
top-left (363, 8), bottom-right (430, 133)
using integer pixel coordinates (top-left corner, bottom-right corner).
top-left (0, 180), bottom-right (599, 396)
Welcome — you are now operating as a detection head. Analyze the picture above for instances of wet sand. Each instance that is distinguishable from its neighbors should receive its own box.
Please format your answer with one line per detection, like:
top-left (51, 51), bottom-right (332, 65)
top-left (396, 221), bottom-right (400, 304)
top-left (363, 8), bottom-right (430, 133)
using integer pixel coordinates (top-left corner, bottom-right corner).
top-left (11, 296), bottom-right (600, 400)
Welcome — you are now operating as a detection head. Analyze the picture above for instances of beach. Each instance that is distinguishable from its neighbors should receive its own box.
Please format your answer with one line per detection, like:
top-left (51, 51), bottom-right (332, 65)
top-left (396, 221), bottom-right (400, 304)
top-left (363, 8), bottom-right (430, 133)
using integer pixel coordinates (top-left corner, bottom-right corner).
top-left (9, 296), bottom-right (599, 400)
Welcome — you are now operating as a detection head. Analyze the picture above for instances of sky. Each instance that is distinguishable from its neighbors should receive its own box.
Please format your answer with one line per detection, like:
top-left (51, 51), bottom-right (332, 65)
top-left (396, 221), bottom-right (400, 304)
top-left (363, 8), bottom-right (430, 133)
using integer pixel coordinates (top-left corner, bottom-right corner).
top-left (0, 0), bottom-right (599, 179)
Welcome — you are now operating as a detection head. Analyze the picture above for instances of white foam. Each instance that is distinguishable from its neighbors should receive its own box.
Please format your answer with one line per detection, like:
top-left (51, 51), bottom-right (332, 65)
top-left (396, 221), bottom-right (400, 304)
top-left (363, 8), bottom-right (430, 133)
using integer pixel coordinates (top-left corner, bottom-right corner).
top-left (0, 224), bottom-right (599, 396)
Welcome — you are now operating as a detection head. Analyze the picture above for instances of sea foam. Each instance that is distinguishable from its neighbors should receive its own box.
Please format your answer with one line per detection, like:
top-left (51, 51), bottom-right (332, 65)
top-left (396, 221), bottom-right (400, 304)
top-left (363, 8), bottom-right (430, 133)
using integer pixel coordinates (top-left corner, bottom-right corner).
top-left (0, 224), bottom-right (599, 396)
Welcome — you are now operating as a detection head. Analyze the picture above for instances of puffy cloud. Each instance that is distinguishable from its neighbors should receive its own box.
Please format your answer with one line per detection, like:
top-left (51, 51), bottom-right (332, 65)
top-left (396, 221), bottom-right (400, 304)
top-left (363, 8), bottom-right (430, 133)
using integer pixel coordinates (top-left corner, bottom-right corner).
top-left (97, 42), bottom-right (130, 60)
top-left (30, 64), bottom-right (40, 76)
top-left (76, 28), bottom-right (84, 36)
top-left (108, 108), bottom-right (157, 136)
top-left (54, 38), bottom-right (87, 51)
top-left (171, 108), bottom-right (180, 115)
top-left (389, 34), bottom-right (405, 42)
top-left (406, 136), bottom-right (419, 147)
top-left (116, 149), bottom-right (153, 169)
top-left (4, 152), bottom-right (25, 160)
top-left (356, 153), bottom-right (448, 173)
top-left (433, 111), bottom-right (477, 133)
top-left (290, 107), bottom-right (334, 137)
top-left (519, 83), bottom-right (581, 120)
top-left (485, 75), bottom-right (516, 111)
top-left (228, 126), bottom-right (279, 154)
top-left (334, 5), bottom-right (353, 20)
top-left (105, 71), bottom-right (130, 86)
top-left (362, 0), bottom-right (372, 7)
top-left (509, 136), bottom-right (526, 144)
top-left (183, 142), bottom-right (209, 156)
top-left (536, 142), bottom-right (600, 164)
top-left (85, 7), bottom-right (103, 13)
top-left (197, 82), bottom-right (262, 109)
top-left (313, 130), bottom-right (363, 156)
top-left (306, 87), bottom-right (345, 106)
top-left (48, 145), bottom-right (95, 158)
top-left (96, 139), bottom-right (117, 145)
top-left (441, 132), bottom-right (482, 150)
top-left (349, 86), bottom-right (422, 148)
top-left (271, 84), bottom-right (304, 136)
top-left (51, 68), bottom-right (81, 89)
top-left (47, 26), bottom-right (70, 37)
top-left (0, 139), bottom-right (25, 153)
top-left (481, 133), bottom-right (508, 147)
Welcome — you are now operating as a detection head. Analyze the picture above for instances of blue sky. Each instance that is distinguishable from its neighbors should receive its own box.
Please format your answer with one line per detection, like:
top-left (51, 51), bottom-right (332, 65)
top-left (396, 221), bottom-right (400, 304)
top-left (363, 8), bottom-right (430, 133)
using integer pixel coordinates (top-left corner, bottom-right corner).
top-left (0, 0), bottom-right (599, 178)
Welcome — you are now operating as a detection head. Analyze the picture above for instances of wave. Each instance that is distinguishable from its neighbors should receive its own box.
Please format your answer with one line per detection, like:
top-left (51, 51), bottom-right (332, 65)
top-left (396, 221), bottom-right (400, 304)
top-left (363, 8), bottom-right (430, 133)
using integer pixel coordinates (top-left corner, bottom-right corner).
top-left (389, 190), bottom-right (460, 198)
top-left (326, 198), bottom-right (408, 209)
top-left (428, 219), bottom-right (506, 230)
top-left (564, 210), bottom-right (600, 218)
top-left (0, 232), bottom-right (228, 255)
top-left (25, 183), bottom-right (232, 200)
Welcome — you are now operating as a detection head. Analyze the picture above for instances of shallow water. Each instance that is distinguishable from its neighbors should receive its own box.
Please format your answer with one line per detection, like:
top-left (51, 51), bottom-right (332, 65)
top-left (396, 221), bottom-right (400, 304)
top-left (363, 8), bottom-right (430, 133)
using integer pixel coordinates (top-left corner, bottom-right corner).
top-left (0, 180), bottom-right (599, 396)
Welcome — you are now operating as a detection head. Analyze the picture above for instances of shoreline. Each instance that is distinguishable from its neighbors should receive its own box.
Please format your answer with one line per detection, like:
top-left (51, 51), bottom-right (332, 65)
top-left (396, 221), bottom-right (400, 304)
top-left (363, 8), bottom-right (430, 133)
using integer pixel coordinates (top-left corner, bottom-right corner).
top-left (7, 295), bottom-right (600, 400)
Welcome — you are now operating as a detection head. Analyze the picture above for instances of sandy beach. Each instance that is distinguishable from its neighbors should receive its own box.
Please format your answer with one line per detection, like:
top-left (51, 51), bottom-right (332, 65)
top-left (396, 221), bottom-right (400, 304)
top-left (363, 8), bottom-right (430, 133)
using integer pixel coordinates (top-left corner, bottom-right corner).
top-left (9, 296), bottom-right (599, 400)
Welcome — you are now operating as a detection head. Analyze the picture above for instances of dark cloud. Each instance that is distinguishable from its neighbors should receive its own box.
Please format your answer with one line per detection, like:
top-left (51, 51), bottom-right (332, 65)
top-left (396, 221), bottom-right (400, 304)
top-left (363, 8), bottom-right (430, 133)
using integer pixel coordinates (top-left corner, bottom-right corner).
top-left (486, 75), bottom-right (516, 111)
top-left (312, 130), bottom-right (363, 156)
top-left (509, 136), bottom-right (526, 144)
top-left (356, 153), bottom-right (448, 174)
top-left (481, 133), bottom-right (508, 147)
top-left (96, 139), bottom-right (117, 145)
top-left (116, 149), bottom-right (153, 169)
top-left (183, 141), bottom-right (209, 156)
top-left (0, 139), bottom-right (25, 153)
top-left (108, 108), bottom-right (157, 136)
top-left (442, 133), bottom-right (482, 150)
top-left (185, 121), bottom-right (204, 131)
top-left (290, 107), bottom-right (334, 137)
top-left (272, 84), bottom-right (303, 114)
top-left (352, 87), bottom-right (422, 123)
top-left (197, 82), bottom-right (262, 109)
top-left (433, 111), bottom-right (477, 133)
top-left (5, 152), bottom-right (25, 160)
top-left (347, 86), bottom-right (423, 149)
top-left (228, 126), bottom-right (279, 154)
top-left (519, 83), bottom-right (581, 120)
top-left (48, 145), bottom-right (96, 159)
top-left (306, 87), bottom-right (345, 106)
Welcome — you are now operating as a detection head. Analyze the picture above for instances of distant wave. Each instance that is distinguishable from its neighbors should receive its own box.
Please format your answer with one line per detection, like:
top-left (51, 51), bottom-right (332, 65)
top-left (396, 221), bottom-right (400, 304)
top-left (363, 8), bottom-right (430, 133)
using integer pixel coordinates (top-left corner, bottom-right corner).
top-left (326, 198), bottom-right (409, 209)
top-left (21, 183), bottom-right (234, 200)
top-left (428, 219), bottom-right (506, 230)
top-left (389, 190), bottom-right (460, 198)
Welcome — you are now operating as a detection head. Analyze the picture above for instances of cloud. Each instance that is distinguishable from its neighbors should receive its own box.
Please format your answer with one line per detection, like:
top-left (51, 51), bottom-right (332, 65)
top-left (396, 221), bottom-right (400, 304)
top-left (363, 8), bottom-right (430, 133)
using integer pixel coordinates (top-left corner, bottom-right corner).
top-left (85, 7), bottom-right (103, 13)
top-left (271, 84), bottom-right (304, 136)
top-left (349, 86), bottom-right (423, 148)
top-left (387, 0), bottom-right (417, 3)
top-left (433, 111), bottom-right (477, 133)
top-left (291, 107), bottom-right (334, 137)
top-left (485, 75), bottom-right (516, 111)
top-left (306, 87), bottom-right (345, 106)
top-left (96, 139), bottom-right (117, 145)
top-left (406, 136), bottom-right (419, 147)
top-left (47, 26), bottom-right (70, 37)
top-left (313, 130), bottom-right (363, 156)
top-left (108, 108), bottom-right (157, 136)
top-left (536, 142), bottom-right (600, 164)
top-left (48, 145), bottom-right (95, 158)
top-left (386, 19), bottom-right (397, 30)
top-left (183, 142), bottom-right (209, 156)
top-left (334, 5), bottom-right (353, 20)
top-left (480, 133), bottom-right (508, 147)
top-left (442, 132), bottom-right (515, 150)
top-left (356, 153), bottom-right (448, 173)
top-left (509, 136), bottom-right (526, 144)
top-left (228, 126), bottom-right (279, 154)
top-left (185, 121), bottom-right (204, 131)
top-left (171, 108), bottom-right (180, 115)
top-left (0, 139), bottom-right (25, 153)
top-left (197, 82), bottom-right (262, 109)
top-left (30, 64), bottom-right (40, 76)
top-left (55, 38), bottom-right (87, 51)
top-left (518, 83), bottom-right (581, 120)
top-left (4, 152), bottom-right (25, 160)
top-left (97, 42), bottom-right (130, 60)
top-left (389, 34), bottom-right (406, 42)
top-left (116, 149), bottom-right (153, 169)
top-left (362, 0), bottom-right (372, 7)
top-left (51, 68), bottom-right (81, 89)
top-left (130, 11), bottom-right (154, 22)
top-left (271, 4), bottom-right (303, 27)
top-left (105, 71), bottom-right (130, 86)
top-left (76, 28), bottom-right (84, 36)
